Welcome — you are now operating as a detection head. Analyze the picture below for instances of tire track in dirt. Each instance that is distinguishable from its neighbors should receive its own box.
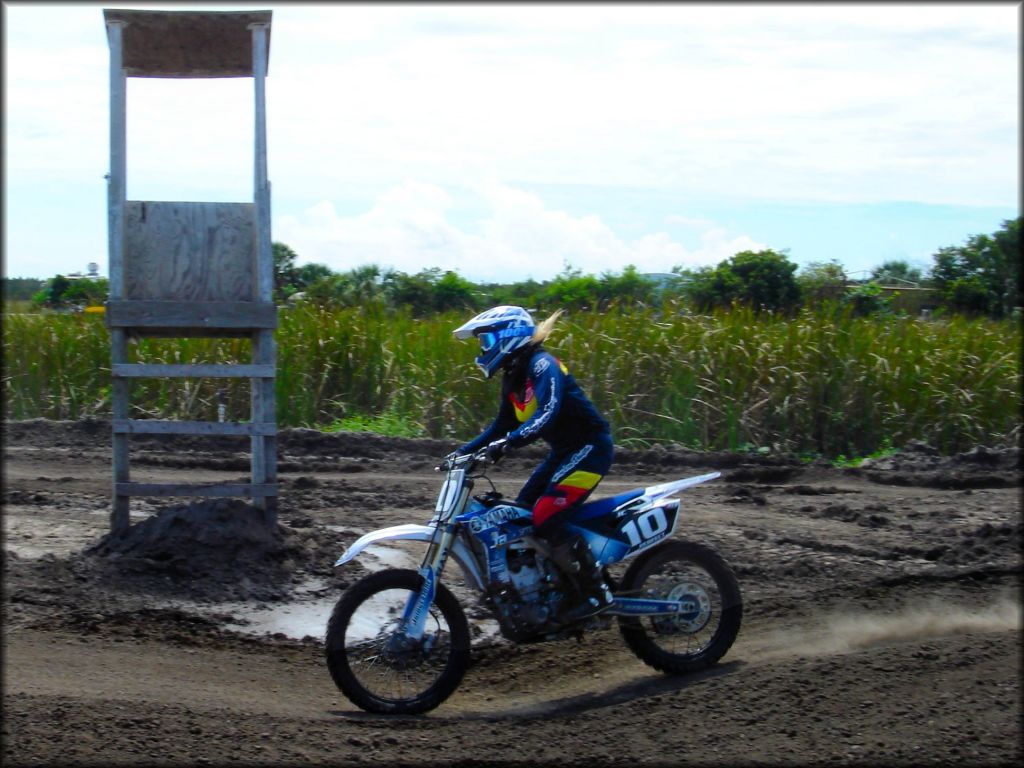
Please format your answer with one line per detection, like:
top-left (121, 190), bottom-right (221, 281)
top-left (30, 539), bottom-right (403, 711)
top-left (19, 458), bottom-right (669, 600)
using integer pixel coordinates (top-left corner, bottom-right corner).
top-left (3, 420), bottom-right (1020, 766)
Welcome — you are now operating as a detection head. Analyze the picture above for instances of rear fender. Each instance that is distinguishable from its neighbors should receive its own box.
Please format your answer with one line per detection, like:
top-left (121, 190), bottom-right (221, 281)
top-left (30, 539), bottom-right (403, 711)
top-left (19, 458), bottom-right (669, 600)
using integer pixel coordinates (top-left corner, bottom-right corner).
top-left (642, 471), bottom-right (721, 503)
top-left (334, 523), bottom-right (485, 591)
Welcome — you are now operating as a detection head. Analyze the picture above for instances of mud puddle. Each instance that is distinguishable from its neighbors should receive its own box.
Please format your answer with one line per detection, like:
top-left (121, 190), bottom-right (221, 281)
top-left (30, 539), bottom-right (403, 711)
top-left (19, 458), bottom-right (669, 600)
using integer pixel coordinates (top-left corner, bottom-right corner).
top-left (172, 542), bottom-right (420, 642)
top-left (182, 541), bottom-right (502, 643)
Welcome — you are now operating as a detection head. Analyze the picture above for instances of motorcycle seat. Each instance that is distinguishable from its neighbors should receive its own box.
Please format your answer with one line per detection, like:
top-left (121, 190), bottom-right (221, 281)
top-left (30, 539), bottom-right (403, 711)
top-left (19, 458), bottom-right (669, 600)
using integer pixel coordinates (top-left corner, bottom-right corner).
top-left (575, 488), bottom-right (644, 521)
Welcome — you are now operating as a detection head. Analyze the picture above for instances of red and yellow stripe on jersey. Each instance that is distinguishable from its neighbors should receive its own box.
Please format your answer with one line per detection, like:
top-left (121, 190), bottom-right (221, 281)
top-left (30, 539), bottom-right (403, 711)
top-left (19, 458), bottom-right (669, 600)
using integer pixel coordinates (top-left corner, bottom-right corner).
top-left (510, 358), bottom-right (569, 424)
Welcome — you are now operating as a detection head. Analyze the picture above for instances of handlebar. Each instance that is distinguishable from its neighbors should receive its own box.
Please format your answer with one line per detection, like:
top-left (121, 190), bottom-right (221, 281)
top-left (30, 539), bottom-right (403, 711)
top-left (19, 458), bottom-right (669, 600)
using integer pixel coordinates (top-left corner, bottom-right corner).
top-left (435, 443), bottom-right (503, 473)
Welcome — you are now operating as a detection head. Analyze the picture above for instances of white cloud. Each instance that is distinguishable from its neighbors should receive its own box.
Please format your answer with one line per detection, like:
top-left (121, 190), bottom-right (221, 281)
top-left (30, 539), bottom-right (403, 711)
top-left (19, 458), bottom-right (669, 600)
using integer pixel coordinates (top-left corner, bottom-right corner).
top-left (276, 180), bottom-right (765, 282)
top-left (1, 3), bottom-right (1016, 279)
top-left (667, 214), bottom-right (718, 230)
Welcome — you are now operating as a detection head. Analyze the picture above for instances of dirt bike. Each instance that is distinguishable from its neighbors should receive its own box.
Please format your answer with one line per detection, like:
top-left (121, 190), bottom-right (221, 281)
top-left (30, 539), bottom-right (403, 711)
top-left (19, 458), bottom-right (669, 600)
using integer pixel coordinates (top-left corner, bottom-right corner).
top-left (325, 446), bottom-right (742, 714)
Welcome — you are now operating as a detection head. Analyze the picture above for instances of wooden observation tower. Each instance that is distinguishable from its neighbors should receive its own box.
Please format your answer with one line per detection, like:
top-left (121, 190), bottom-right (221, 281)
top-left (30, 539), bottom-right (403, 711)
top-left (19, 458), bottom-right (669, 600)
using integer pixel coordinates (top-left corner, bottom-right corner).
top-left (103, 9), bottom-right (277, 532)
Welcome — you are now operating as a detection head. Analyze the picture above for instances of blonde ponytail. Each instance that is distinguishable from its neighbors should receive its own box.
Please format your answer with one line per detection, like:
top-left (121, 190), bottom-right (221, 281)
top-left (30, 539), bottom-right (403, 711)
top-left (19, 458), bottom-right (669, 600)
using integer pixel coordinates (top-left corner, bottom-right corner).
top-left (531, 309), bottom-right (564, 344)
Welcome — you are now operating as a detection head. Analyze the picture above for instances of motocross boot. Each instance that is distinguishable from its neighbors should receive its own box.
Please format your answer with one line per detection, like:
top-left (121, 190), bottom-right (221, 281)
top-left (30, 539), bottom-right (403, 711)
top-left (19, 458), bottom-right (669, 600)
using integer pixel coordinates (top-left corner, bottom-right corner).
top-left (550, 534), bottom-right (613, 622)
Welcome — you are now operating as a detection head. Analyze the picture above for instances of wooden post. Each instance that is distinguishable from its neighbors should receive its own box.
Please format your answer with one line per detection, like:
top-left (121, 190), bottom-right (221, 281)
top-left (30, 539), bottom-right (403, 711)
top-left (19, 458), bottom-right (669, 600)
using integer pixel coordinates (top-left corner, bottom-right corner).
top-left (250, 21), bottom-right (276, 525)
top-left (107, 18), bottom-right (130, 535)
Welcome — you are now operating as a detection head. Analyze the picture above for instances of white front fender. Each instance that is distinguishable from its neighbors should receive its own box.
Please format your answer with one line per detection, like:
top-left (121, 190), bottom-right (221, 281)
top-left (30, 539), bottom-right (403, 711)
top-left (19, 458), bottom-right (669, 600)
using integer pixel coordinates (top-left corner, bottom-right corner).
top-left (334, 523), bottom-right (485, 591)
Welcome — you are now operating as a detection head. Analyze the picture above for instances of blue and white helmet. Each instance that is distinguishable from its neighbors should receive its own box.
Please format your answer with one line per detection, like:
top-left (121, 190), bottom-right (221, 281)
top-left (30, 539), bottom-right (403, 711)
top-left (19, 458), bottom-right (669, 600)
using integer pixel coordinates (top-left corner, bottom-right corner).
top-left (453, 305), bottom-right (536, 379)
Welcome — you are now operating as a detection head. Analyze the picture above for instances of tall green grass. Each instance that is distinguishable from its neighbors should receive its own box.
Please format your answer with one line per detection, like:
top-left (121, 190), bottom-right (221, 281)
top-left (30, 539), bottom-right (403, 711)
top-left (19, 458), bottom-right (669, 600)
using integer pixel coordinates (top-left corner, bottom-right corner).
top-left (2, 303), bottom-right (1019, 456)
top-left (558, 304), bottom-right (1020, 456)
top-left (2, 312), bottom-right (112, 419)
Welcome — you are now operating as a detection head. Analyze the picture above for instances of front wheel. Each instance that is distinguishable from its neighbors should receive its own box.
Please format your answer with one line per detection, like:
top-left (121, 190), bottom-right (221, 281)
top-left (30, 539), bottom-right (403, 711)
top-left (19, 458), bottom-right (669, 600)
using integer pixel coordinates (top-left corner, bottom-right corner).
top-left (325, 568), bottom-right (471, 714)
top-left (618, 540), bottom-right (742, 674)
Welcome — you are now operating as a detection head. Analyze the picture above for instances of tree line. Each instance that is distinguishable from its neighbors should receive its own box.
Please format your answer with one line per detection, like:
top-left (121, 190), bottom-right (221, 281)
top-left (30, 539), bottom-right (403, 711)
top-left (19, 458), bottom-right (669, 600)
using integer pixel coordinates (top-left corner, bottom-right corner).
top-left (7, 216), bottom-right (1019, 319)
top-left (273, 216), bottom-right (1019, 318)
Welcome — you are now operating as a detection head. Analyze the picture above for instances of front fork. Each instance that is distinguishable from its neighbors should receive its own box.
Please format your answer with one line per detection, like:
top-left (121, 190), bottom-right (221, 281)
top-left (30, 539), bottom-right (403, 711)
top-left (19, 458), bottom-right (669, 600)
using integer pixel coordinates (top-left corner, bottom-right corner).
top-left (392, 525), bottom-right (456, 645)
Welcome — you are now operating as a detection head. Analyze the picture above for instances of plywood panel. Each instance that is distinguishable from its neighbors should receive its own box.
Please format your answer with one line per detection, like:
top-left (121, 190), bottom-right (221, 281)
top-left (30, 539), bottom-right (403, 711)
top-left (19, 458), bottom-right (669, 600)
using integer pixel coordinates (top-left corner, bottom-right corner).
top-left (124, 201), bottom-right (255, 301)
top-left (113, 420), bottom-right (277, 436)
top-left (115, 482), bottom-right (278, 498)
top-left (106, 300), bottom-right (277, 329)
top-left (112, 363), bottom-right (274, 378)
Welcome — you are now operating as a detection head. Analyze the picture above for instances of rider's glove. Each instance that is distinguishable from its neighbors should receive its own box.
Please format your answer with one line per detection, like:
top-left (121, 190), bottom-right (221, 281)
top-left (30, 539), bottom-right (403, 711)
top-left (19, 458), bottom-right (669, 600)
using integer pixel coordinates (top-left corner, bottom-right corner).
top-left (485, 439), bottom-right (509, 464)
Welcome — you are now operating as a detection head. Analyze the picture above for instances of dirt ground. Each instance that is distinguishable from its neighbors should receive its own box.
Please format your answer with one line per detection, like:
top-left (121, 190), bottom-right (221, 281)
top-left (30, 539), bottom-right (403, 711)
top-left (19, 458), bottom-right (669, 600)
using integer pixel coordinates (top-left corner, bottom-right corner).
top-left (2, 418), bottom-right (1021, 767)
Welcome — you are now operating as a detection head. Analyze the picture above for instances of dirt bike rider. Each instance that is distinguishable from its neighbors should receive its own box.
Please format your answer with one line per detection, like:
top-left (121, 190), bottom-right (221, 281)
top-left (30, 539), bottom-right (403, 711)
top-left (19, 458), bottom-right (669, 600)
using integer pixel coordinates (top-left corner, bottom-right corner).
top-left (450, 305), bottom-right (615, 622)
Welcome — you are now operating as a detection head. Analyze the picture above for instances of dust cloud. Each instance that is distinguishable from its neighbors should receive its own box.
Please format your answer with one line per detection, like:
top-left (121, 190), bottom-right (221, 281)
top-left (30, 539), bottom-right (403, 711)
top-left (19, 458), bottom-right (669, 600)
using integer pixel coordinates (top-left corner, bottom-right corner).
top-left (751, 592), bottom-right (1021, 660)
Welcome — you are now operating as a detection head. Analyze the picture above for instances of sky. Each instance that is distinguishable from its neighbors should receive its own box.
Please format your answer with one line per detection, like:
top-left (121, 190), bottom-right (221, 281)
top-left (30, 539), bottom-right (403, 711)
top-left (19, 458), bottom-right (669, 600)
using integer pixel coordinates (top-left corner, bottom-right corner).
top-left (3, 2), bottom-right (1019, 284)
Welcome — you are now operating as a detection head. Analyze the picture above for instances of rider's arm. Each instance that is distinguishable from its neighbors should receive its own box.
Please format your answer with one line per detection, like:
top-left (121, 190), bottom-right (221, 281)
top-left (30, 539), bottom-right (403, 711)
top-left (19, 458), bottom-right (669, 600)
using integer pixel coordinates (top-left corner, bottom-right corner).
top-left (506, 353), bottom-right (563, 448)
top-left (458, 398), bottom-right (516, 455)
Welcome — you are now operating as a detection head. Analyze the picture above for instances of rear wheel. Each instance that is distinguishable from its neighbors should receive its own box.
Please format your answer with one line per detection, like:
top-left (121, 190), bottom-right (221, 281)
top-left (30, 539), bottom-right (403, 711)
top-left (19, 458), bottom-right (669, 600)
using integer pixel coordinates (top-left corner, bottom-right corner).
top-left (618, 540), bottom-right (742, 674)
top-left (325, 568), bottom-right (471, 714)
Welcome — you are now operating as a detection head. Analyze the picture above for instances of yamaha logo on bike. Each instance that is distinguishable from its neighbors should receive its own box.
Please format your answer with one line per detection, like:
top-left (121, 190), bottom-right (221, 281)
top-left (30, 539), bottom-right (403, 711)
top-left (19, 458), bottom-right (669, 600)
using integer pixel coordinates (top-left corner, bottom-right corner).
top-left (469, 505), bottom-right (529, 533)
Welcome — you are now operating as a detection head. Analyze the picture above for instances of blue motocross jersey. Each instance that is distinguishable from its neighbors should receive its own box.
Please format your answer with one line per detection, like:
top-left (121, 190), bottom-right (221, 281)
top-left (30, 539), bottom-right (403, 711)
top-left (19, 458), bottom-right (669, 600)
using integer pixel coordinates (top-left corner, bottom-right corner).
top-left (460, 348), bottom-right (611, 454)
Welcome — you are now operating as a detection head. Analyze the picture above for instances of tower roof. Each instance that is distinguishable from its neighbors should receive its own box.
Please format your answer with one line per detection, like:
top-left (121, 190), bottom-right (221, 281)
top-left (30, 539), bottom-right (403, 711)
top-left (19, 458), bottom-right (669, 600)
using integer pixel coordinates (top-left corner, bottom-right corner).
top-left (103, 9), bottom-right (272, 78)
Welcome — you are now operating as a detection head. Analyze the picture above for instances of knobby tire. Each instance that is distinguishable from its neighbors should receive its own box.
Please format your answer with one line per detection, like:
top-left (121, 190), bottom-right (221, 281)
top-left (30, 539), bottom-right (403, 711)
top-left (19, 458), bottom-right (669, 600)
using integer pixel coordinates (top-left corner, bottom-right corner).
top-left (325, 568), bottom-right (471, 715)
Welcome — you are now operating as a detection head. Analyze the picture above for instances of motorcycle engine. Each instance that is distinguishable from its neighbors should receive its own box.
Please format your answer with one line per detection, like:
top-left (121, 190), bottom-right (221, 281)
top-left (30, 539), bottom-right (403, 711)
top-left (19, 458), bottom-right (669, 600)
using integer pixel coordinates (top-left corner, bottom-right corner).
top-left (493, 543), bottom-right (562, 634)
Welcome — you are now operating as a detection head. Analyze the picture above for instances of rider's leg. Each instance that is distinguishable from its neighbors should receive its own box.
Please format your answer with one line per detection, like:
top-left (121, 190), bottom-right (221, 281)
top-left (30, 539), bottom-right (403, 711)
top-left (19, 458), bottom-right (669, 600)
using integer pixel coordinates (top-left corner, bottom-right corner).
top-left (514, 452), bottom-right (561, 509)
top-left (527, 435), bottom-right (614, 619)
top-left (546, 530), bottom-right (613, 619)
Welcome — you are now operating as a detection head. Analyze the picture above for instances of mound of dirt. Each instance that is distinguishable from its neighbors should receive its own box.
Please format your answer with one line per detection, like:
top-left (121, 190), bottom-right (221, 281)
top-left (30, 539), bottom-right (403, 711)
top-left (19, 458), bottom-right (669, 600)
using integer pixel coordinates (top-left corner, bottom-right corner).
top-left (853, 441), bottom-right (1020, 489)
top-left (84, 499), bottom-right (357, 602)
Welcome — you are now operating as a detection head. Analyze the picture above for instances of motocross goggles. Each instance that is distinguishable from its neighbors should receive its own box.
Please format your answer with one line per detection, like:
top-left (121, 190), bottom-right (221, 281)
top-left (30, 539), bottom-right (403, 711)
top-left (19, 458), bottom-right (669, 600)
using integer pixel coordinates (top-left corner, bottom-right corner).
top-left (476, 325), bottom-right (532, 352)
